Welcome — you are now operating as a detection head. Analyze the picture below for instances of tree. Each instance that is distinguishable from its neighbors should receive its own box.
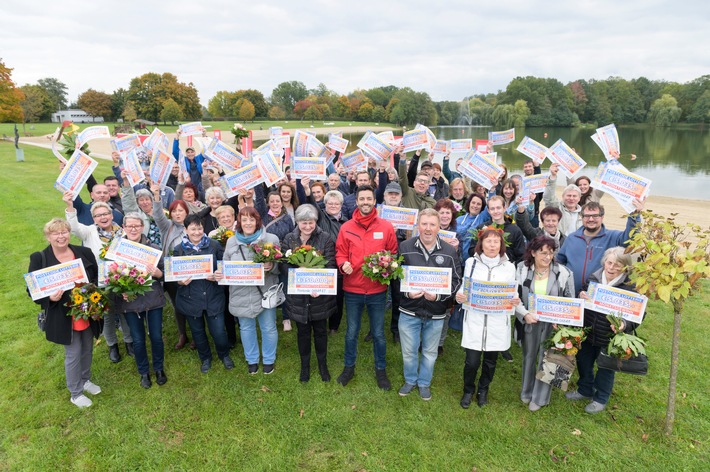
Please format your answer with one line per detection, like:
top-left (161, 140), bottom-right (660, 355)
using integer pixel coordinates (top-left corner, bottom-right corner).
top-left (293, 98), bottom-right (316, 119)
top-left (111, 88), bottom-right (129, 122)
top-left (334, 95), bottom-right (351, 118)
top-left (649, 94), bottom-right (682, 126)
top-left (128, 72), bottom-right (201, 121)
top-left (492, 104), bottom-right (514, 128)
top-left (234, 89), bottom-right (268, 118)
top-left (77, 89), bottom-right (112, 121)
top-left (388, 87), bottom-right (436, 125)
top-left (122, 102), bottom-right (137, 122)
top-left (160, 98), bottom-right (183, 125)
top-left (238, 98), bottom-right (255, 122)
top-left (304, 104), bottom-right (323, 123)
top-left (37, 77), bottom-right (68, 111)
top-left (358, 102), bottom-right (374, 121)
top-left (0, 59), bottom-right (24, 122)
top-left (512, 99), bottom-right (531, 127)
top-left (627, 211), bottom-right (710, 435)
top-left (371, 105), bottom-right (387, 122)
top-left (270, 81), bottom-right (308, 115)
top-left (687, 89), bottom-right (710, 123)
top-left (208, 91), bottom-right (236, 118)
top-left (20, 84), bottom-right (53, 122)
top-left (268, 106), bottom-right (286, 120)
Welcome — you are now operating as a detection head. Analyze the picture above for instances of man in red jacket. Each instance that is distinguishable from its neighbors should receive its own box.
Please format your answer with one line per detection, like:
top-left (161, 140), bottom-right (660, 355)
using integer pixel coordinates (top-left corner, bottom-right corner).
top-left (336, 185), bottom-right (398, 390)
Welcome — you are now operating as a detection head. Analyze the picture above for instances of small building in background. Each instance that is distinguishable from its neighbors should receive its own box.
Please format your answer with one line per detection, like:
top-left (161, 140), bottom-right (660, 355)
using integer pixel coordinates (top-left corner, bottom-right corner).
top-left (51, 109), bottom-right (104, 123)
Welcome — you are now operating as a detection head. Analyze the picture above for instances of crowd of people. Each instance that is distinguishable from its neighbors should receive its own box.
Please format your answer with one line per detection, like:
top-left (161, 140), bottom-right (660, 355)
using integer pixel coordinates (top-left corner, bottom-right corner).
top-left (28, 131), bottom-right (646, 412)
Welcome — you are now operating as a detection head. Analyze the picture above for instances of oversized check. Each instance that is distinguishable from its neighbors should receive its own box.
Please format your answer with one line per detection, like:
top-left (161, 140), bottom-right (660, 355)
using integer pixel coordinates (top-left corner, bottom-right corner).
top-left (179, 122), bottom-right (203, 137)
top-left (432, 140), bottom-right (450, 155)
top-left (415, 124), bottom-right (438, 150)
top-left (438, 229), bottom-right (459, 246)
top-left (585, 282), bottom-right (647, 325)
top-left (402, 129), bottom-right (430, 153)
top-left (516, 136), bottom-right (548, 166)
top-left (458, 150), bottom-right (504, 189)
top-left (104, 238), bottom-right (161, 272)
top-left (217, 261), bottom-right (264, 286)
top-left (204, 138), bottom-right (244, 172)
top-left (110, 134), bottom-right (141, 154)
top-left (255, 151), bottom-right (285, 187)
top-left (122, 148), bottom-right (146, 186)
top-left (378, 205), bottom-right (418, 230)
top-left (520, 173), bottom-right (549, 206)
top-left (164, 255), bottom-right (213, 282)
top-left (400, 266), bottom-right (452, 295)
top-left (546, 139), bottom-right (586, 179)
top-left (358, 131), bottom-right (394, 160)
top-left (488, 128), bottom-right (515, 146)
top-left (24, 259), bottom-right (89, 301)
top-left (219, 163), bottom-right (264, 196)
top-left (529, 294), bottom-right (585, 327)
top-left (340, 149), bottom-right (367, 170)
top-left (327, 134), bottom-right (349, 153)
top-left (591, 160), bottom-right (651, 213)
top-left (291, 156), bottom-right (327, 180)
top-left (55, 150), bottom-right (99, 199)
top-left (269, 126), bottom-right (283, 139)
top-left (287, 268), bottom-right (338, 295)
top-left (255, 139), bottom-right (284, 158)
top-left (149, 148), bottom-right (174, 188)
top-left (292, 130), bottom-right (314, 156)
top-left (592, 124), bottom-right (620, 159)
top-left (75, 126), bottom-right (110, 149)
top-left (274, 133), bottom-right (290, 150)
top-left (463, 279), bottom-right (517, 314)
top-left (143, 128), bottom-right (169, 153)
top-left (377, 131), bottom-right (395, 144)
top-left (98, 259), bottom-right (109, 287)
top-left (449, 139), bottom-right (472, 153)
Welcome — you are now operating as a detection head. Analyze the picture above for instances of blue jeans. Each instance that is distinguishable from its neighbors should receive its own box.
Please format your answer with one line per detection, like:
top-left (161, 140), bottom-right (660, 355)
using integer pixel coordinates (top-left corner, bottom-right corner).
top-left (185, 312), bottom-right (230, 362)
top-left (344, 291), bottom-right (387, 370)
top-left (575, 339), bottom-right (616, 404)
top-left (124, 308), bottom-right (164, 375)
top-left (238, 308), bottom-right (278, 365)
top-left (398, 315), bottom-right (444, 387)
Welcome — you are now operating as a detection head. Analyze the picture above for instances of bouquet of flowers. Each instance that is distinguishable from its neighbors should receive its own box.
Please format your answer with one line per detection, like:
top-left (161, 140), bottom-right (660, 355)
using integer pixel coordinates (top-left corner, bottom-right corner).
top-left (65, 283), bottom-right (110, 321)
top-left (250, 241), bottom-right (284, 263)
top-left (361, 250), bottom-right (404, 286)
top-left (605, 314), bottom-right (646, 359)
top-left (231, 123), bottom-right (249, 140)
top-left (467, 224), bottom-right (511, 247)
top-left (543, 325), bottom-right (588, 357)
top-left (56, 122), bottom-right (92, 158)
top-left (98, 239), bottom-right (112, 260)
top-left (285, 245), bottom-right (327, 268)
top-left (211, 226), bottom-right (235, 246)
top-left (104, 262), bottom-right (154, 302)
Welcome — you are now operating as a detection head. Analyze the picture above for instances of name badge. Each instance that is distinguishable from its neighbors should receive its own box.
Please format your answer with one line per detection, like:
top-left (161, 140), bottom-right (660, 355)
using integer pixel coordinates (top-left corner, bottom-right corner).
top-left (373, 232), bottom-right (383, 240)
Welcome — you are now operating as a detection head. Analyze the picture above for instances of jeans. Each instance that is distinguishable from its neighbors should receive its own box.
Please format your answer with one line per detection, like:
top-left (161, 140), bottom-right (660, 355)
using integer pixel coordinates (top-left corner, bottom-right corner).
top-left (329, 276), bottom-right (345, 331)
top-left (124, 308), bottom-right (164, 375)
top-left (185, 312), bottom-right (230, 362)
top-left (398, 315), bottom-right (444, 387)
top-left (64, 328), bottom-right (94, 398)
top-left (238, 308), bottom-right (278, 364)
top-left (102, 311), bottom-right (132, 345)
top-left (344, 291), bottom-right (387, 370)
top-left (576, 339), bottom-right (616, 404)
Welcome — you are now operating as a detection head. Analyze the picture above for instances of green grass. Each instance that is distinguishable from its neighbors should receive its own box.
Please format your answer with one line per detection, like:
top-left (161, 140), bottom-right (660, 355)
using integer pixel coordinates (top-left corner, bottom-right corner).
top-left (0, 142), bottom-right (708, 470)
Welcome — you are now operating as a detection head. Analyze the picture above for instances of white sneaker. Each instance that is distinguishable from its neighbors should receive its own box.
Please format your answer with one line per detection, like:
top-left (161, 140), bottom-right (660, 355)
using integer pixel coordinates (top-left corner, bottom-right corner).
top-left (83, 380), bottom-right (101, 395)
top-left (283, 320), bottom-right (292, 332)
top-left (71, 394), bottom-right (93, 408)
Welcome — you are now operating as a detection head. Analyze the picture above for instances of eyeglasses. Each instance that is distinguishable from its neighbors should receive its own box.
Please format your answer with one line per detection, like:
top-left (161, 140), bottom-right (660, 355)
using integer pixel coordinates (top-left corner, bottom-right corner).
top-left (50, 231), bottom-right (70, 236)
top-left (582, 214), bottom-right (603, 219)
top-left (415, 178), bottom-right (429, 184)
top-left (124, 225), bottom-right (143, 230)
top-left (92, 212), bottom-right (111, 218)
top-left (326, 201), bottom-right (342, 206)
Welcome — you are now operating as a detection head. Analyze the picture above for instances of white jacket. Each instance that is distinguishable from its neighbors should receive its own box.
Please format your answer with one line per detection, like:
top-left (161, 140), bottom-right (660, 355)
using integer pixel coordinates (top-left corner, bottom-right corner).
top-left (459, 254), bottom-right (517, 352)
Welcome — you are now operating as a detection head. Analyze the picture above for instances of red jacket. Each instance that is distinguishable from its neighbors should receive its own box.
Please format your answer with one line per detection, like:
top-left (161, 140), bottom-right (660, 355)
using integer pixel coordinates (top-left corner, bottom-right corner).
top-left (336, 209), bottom-right (398, 294)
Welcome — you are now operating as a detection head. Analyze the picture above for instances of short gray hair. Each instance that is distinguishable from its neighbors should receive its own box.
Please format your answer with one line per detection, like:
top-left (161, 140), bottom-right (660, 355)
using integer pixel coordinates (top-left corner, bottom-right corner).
top-left (295, 204), bottom-right (319, 223)
top-left (135, 188), bottom-right (153, 201)
top-left (205, 186), bottom-right (226, 201)
top-left (123, 212), bottom-right (144, 226)
top-left (323, 190), bottom-right (343, 204)
top-left (562, 184), bottom-right (581, 197)
top-left (601, 246), bottom-right (633, 269)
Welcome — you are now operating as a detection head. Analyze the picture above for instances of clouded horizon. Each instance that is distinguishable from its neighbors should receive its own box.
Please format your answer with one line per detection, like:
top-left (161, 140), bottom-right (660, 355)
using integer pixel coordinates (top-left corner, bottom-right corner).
top-left (3, 0), bottom-right (708, 105)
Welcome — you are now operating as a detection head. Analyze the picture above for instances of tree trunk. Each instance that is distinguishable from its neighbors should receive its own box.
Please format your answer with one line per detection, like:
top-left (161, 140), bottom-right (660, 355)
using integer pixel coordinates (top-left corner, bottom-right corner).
top-left (664, 305), bottom-right (683, 435)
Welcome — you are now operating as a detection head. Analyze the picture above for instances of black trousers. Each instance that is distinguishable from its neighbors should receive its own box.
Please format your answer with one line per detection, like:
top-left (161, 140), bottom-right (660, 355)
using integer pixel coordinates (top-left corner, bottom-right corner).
top-left (295, 319), bottom-right (328, 367)
top-left (463, 348), bottom-right (499, 394)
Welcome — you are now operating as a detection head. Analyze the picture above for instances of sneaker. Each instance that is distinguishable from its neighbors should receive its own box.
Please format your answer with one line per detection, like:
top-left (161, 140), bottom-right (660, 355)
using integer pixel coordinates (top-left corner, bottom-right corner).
top-left (565, 390), bottom-right (592, 401)
top-left (375, 369), bottom-right (391, 391)
top-left (398, 383), bottom-right (416, 396)
top-left (263, 363), bottom-right (275, 375)
top-left (200, 359), bottom-right (212, 374)
top-left (501, 350), bottom-right (513, 362)
top-left (585, 401), bottom-right (607, 414)
top-left (83, 380), bottom-right (101, 395)
top-left (337, 366), bottom-right (355, 386)
top-left (418, 386), bottom-right (432, 401)
top-left (283, 320), bottom-right (292, 332)
top-left (71, 394), bottom-right (92, 408)
top-left (222, 356), bottom-right (235, 370)
top-left (248, 363), bottom-right (259, 375)
top-left (529, 402), bottom-right (542, 412)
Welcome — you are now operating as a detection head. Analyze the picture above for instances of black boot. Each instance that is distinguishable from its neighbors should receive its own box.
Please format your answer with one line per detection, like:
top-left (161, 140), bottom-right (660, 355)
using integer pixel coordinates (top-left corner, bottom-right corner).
top-left (155, 370), bottom-right (167, 386)
top-left (108, 344), bottom-right (121, 363)
top-left (140, 373), bottom-right (152, 389)
top-left (300, 363), bottom-right (311, 383)
top-left (125, 342), bottom-right (135, 357)
top-left (337, 366), bottom-right (355, 386)
top-left (460, 392), bottom-right (473, 409)
top-left (318, 361), bottom-right (331, 382)
top-left (477, 389), bottom-right (489, 407)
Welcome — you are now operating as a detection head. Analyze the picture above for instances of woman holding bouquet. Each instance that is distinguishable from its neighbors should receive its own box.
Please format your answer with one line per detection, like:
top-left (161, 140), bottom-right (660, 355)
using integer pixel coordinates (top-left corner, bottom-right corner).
top-left (111, 213), bottom-right (167, 389)
top-left (514, 236), bottom-right (575, 411)
top-left (455, 226), bottom-right (519, 408)
top-left (282, 204), bottom-right (337, 382)
top-left (27, 218), bottom-right (102, 408)
top-left (566, 247), bottom-right (639, 414)
top-left (224, 207), bottom-right (281, 375)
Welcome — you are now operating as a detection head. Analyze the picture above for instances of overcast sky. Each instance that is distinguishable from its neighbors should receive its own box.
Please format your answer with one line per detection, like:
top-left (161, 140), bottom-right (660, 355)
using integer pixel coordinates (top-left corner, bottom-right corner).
top-left (3, 0), bottom-right (708, 106)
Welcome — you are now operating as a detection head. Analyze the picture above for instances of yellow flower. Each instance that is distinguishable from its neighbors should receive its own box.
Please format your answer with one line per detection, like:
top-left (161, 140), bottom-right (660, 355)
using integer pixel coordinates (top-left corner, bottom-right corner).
top-left (224, 230), bottom-right (234, 238)
top-left (73, 294), bottom-right (85, 304)
top-left (90, 292), bottom-right (102, 303)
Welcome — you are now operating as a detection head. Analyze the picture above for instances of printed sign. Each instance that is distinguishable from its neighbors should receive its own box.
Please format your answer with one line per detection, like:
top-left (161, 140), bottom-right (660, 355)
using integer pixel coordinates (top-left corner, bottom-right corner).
top-left (291, 156), bottom-right (327, 180)
top-left (516, 136), bottom-right (549, 166)
top-left (121, 148), bottom-right (146, 186)
top-left (75, 126), bottom-right (110, 149)
top-left (458, 150), bottom-right (504, 189)
top-left (327, 134), bottom-right (349, 153)
top-left (378, 205), bottom-right (418, 230)
top-left (585, 282), bottom-right (647, 325)
top-left (400, 266), bottom-right (452, 295)
top-left (179, 122), bottom-right (204, 137)
top-left (287, 268), bottom-right (338, 295)
top-left (358, 131), bottom-right (394, 160)
top-left (340, 149), bottom-right (367, 170)
top-left (488, 128), bottom-right (515, 146)
top-left (149, 148), bottom-right (174, 189)
top-left (24, 259), bottom-right (89, 301)
top-left (217, 261), bottom-right (265, 286)
top-left (104, 238), bottom-right (162, 272)
top-left (143, 128), bottom-right (170, 153)
top-left (204, 138), bottom-right (245, 172)
top-left (219, 163), bottom-right (265, 196)
top-left (255, 151), bottom-right (285, 187)
top-left (110, 134), bottom-right (141, 155)
top-left (546, 139), bottom-right (586, 179)
top-left (463, 279), bottom-right (517, 314)
top-left (529, 294), bottom-right (585, 327)
top-left (54, 150), bottom-right (99, 199)
top-left (520, 173), bottom-right (549, 206)
top-left (164, 255), bottom-right (213, 282)
top-left (591, 160), bottom-right (651, 213)
top-left (402, 129), bottom-right (430, 153)
top-left (592, 123), bottom-right (620, 160)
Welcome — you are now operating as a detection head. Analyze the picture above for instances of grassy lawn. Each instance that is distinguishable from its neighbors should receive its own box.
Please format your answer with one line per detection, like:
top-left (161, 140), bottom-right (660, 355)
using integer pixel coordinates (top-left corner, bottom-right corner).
top-left (0, 142), bottom-right (708, 470)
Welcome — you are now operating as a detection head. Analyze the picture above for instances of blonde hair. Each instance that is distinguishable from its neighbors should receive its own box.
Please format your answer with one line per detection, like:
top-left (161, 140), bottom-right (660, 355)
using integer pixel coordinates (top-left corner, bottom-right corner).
top-left (214, 205), bottom-right (235, 218)
top-left (43, 218), bottom-right (71, 237)
top-left (90, 201), bottom-right (112, 217)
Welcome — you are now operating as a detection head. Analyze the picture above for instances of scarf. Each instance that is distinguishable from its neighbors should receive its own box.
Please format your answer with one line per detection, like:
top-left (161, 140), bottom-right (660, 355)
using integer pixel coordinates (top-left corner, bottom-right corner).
top-left (235, 227), bottom-right (264, 245)
top-left (97, 224), bottom-right (123, 242)
top-left (602, 271), bottom-right (626, 287)
top-left (181, 234), bottom-right (211, 252)
top-left (480, 254), bottom-right (501, 267)
top-left (352, 207), bottom-right (377, 229)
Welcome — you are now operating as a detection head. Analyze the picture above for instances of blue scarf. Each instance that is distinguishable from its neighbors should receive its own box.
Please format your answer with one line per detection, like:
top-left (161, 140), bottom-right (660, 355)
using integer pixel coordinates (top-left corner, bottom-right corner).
top-left (235, 227), bottom-right (263, 245)
top-left (181, 234), bottom-right (211, 252)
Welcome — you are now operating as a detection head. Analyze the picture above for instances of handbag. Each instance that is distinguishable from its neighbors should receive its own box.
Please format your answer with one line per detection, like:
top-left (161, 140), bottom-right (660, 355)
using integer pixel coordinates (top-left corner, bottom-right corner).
top-left (238, 245), bottom-right (285, 309)
top-left (596, 349), bottom-right (648, 376)
top-left (536, 349), bottom-right (577, 391)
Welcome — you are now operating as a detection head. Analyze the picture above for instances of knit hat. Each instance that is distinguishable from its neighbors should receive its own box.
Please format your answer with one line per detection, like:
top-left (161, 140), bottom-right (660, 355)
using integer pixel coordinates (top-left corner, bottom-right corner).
top-left (384, 182), bottom-right (402, 194)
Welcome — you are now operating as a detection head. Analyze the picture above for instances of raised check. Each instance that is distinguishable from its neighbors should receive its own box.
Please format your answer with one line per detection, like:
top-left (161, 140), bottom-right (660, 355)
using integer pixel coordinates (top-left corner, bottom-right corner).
top-left (546, 139), bottom-right (586, 179)
top-left (378, 205), bottom-right (418, 230)
top-left (287, 268), bottom-right (338, 295)
top-left (529, 294), bottom-right (585, 327)
top-left (104, 238), bottom-right (162, 272)
top-left (55, 150), bottom-right (99, 199)
top-left (585, 282), bottom-right (647, 325)
top-left (463, 279), bottom-right (517, 314)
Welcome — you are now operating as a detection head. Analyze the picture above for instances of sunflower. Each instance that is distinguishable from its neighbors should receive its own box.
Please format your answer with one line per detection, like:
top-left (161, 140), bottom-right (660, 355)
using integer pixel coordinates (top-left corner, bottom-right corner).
top-left (224, 230), bottom-right (234, 238)
top-left (73, 294), bottom-right (85, 304)
top-left (90, 292), bottom-right (102, 303)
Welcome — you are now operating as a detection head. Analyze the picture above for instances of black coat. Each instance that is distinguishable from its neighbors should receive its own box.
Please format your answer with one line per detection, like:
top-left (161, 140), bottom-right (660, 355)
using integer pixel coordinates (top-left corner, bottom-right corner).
top-left (582, 269), bottom-right (639, 347)
top-left (281, 227), bottom-right (337, 323)
top-left (109, 236), bottom-right (166, 314)
top-left (173, 239), bottom-right (225, 318)
top-left (28, 245), bottom-right (102, 345)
